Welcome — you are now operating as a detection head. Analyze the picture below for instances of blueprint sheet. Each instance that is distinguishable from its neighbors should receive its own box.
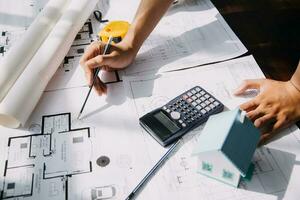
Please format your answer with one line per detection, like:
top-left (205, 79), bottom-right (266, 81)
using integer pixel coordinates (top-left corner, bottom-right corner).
top-left (123, 55), bottom-right (300, 200)
top-left (0, 54), bottom-right (300, 199)
top-left (109, 0), bottom-right (248, 75)
top-left (0, 1), bottom-right (299, 200)
top-left (0, 0), bottom-right (120, 93)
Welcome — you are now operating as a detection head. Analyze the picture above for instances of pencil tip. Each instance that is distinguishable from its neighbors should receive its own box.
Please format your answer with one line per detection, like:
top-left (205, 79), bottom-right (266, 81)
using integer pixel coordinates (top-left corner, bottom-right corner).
top-left (77, 113), bottom-right (81, 120)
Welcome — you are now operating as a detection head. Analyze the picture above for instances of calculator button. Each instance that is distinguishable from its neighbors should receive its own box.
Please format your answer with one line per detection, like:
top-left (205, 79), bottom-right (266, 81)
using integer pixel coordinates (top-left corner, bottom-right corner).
top-left (192, 102), bottom-right (197, 107)
top-left (200, 91), bottom-right (205, 95)
top-left (200, 97), bottom-right (206, 101)
top-left (187, 92), bottom-right (193, 96)
top-left (187, 98), bottom-right (193, 103)
top-left (191, 90), bottom-right (196, 94)
top-left (182, 95), bottom-right (188, 100)
top-left (209, 104), bottom-right (215, 109)
top-left (179, 120), bottom-right (183, 124)
top-left (213, 101), bottom-right (220, 106)
top-left (196, 93), bottom-right (201, 98)
top-left (166, 109), bottom-right (171, 113)
top-left (205, 107), bottom-right (211, 112)
top-left (205, 100), bottom-right (210, 105)
top-left (195, 87), bottom-right (201, 92)
top-left (201, 103), bottom-right (206, 107)
top-left (196, 99), bottom-right (201, 104)
top-left (204, 94), bottom-right (210, 99)
top-left (209, 98), bottom-right (215, 103)
top-left (201, 110), bottom-right (206, 114)
top-left (182, 123), bottom-right (186, 127)
top-left (170, 111), bottom-right (181, 120)
top-left (163, 106), bottom-right (167, 110)
top-left (192, 96), bottom-right (197, 100)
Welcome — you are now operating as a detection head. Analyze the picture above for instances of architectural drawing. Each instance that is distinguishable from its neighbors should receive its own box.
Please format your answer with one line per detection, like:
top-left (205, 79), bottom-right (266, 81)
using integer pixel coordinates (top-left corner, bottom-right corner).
top-left (0, 29), bottom-right (25, 58)
top-left (45, 19), bottom-right (121, 91)
top-left (0, 0), bottom-right (121, 92)
top-left (123, 56), bottom-right (299, 199)
top-left (1, 113), bottom-right (92, 199)
top-left (124, 0), bottom-right (247, 75)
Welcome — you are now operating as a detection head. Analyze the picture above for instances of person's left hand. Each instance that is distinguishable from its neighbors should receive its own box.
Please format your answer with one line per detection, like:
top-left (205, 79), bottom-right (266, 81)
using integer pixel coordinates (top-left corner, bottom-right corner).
top-left (234, 79), bottom-right (300, 144)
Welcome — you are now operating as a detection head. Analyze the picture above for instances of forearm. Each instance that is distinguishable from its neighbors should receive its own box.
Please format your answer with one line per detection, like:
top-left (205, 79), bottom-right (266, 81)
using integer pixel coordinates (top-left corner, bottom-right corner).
top-left (290, 60), bottom-right (300, 92)
top-left (122, 0), bottom-right (174, 53)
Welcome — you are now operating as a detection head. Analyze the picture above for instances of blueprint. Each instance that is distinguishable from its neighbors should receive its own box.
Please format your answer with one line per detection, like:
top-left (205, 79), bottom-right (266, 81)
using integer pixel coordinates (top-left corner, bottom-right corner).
top-left (0, 0), bottom-right (47, 59)
top-left (1, 55), bottom-right (300, 199)
top-left (120, 0), bottom-right (248, 75)
top-left (45, 20), bottom-right (121, 92)
top-left (0, 0), bottom-right (120, 93)
top-left (123, 55), bottom-right (300, 200)
top-left (1, 113), bottom-right (92, 199)
top-left (0, 0), bottom-right (300, 199)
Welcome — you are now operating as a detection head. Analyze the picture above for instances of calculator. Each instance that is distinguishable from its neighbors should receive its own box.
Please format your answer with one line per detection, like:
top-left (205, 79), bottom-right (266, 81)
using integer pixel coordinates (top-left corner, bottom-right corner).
top-left (139, 86), bottom-right (224, 147)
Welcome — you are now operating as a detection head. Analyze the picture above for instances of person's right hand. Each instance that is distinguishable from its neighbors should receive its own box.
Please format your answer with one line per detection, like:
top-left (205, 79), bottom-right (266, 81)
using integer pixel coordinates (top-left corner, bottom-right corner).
top-left (234, 79), bottom-right (300, 144)
top-left (80, 40), bottom-right (137, 95)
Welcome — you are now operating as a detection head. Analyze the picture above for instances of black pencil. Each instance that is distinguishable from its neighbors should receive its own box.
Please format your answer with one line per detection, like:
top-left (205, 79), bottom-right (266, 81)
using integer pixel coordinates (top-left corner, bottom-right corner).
top-left (77, 36), bottom-right (113, 119)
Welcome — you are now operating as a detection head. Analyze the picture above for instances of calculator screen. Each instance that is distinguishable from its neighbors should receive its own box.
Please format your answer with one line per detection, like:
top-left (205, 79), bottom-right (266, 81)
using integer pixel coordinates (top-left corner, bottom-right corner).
top-left (154, 111), bottom-right (180, 134)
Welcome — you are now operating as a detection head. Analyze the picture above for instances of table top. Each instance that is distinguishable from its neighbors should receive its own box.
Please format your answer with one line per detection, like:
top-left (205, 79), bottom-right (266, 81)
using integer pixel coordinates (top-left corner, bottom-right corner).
top-left (212, 0), bottom-right (300, 80)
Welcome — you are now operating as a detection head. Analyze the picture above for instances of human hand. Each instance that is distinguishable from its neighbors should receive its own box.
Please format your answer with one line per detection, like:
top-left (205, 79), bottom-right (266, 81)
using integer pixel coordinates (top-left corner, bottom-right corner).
top-left (80, 40), bottom-right (137, 95)
top-left (234, 79), bottom-right (300, 144)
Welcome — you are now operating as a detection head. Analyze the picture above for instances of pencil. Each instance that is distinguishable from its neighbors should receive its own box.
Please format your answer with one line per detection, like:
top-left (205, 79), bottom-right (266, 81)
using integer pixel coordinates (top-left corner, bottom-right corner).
top-left (125, 139), bottom-right (181, 200)
top-left (77, 36), bottom-right (113, 120)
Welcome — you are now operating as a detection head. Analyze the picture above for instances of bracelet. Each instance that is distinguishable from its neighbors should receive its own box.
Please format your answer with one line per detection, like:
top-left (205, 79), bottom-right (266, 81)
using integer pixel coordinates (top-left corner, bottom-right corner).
top-left (289, 80), bottom-right (300, 93)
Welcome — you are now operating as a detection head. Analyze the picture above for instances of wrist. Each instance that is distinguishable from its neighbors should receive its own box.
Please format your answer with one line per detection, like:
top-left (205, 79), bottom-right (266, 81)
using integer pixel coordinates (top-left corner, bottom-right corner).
top-left (290, 78), bottom-right (300, 93)
top-left (121, 24), bottom-right (143, 55)
top-left (286, 81), bottom-right (300, 119)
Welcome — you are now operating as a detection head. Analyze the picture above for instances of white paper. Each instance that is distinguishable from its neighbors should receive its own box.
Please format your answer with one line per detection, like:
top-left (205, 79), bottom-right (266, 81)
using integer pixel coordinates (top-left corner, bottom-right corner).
top-left (0, 0), bottom-right (98, 128)
top-left (0, 0), bottom-right (70, 101)
top-left (120, 0), bottom-right (248, 75)
top-left (0, 56), bottom-right (299, 199)
top-left (122, 55), bottom-right (300, 200)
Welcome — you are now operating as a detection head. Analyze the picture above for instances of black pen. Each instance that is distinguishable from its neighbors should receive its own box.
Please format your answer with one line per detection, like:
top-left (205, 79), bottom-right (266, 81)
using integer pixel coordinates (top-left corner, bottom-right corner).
top-left (125, 139), bottom-right (181, 200)
top-left (77, 36), bottom-right (113, 120)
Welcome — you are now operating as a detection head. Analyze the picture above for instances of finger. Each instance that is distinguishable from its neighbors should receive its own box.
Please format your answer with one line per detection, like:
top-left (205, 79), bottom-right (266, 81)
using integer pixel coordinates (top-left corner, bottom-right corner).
top-left (254, 114), bottom-right (273, 128)
top-left (85, 54), bottom-right (114, 70)
top-left (93, 76), bottom-right (107, 96)
top-left (234, 79), bottom-right (263, 95)
top-left (80, 42), bottom-right (101, 66)
top-left (259, 133), bottom-right (271, 146)
top-left (240, 99), bottom-right (259, 112)
top-left (247, 104), bottom-right (269, 121)
top-left (102, 65), bottom-right (114, 72)
top-left (272, 118), bottom-right (285, 132)
top-left (84, 67), bottom-right (93, 86)
top-left (259, 118), bottom-right (285, 145)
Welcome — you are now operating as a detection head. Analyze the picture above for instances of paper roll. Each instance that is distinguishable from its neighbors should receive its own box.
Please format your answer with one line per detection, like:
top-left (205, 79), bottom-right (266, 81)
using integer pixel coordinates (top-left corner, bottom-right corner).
top-left (0, 0), bottom-right (98, 128)
top-left (0, 0), bottom-right (70, 102)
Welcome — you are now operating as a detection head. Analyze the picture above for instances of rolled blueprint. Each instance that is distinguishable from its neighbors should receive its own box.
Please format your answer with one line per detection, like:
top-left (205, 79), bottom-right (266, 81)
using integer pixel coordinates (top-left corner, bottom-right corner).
top-left (0, 0), bottom-right (70, 101)
top-left (0, 0), bottom-right (98, 128)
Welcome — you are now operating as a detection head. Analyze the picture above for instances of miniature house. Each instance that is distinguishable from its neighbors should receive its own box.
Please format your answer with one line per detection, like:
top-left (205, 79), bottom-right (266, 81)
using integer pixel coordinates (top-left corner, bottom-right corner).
top-left (192, 108), bottom-right (260, 187)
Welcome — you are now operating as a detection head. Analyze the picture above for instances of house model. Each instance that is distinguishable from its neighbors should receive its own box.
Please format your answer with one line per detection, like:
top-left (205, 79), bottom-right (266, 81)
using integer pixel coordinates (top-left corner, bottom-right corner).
top-left (192, 108), bottom-right (260, 187)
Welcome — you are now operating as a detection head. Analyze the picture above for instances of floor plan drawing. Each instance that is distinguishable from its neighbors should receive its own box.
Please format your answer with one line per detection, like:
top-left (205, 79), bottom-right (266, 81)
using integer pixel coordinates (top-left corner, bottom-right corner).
top-left (1, 113), bottom-right (92, 200)
top-left (45, 19), bottom-right (121, 92)
top-left (0, 29), bottom-right (26, 58)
